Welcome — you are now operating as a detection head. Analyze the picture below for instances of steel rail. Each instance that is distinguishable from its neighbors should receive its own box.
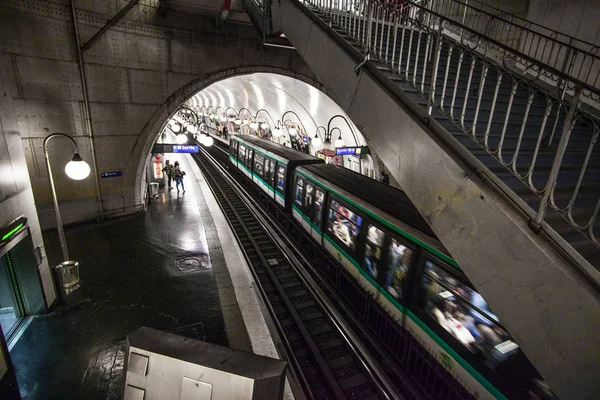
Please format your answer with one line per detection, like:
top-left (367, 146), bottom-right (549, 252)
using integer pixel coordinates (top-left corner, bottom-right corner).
top-left (191, 143), bottom-right (398, 399)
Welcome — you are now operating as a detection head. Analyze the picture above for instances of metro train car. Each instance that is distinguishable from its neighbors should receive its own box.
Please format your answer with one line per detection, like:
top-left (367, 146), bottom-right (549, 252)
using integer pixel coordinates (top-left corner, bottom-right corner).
top-left (227, 134), bottom-right (554, 400)
top-left (229, 134), bottom-right (323, 207)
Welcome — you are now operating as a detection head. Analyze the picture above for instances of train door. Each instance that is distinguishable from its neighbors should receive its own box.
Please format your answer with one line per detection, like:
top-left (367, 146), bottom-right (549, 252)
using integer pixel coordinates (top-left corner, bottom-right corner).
top-left (275, 164), bottom-right (286, 207)
top-left (237, 144), bottom-right (247, 174)
top-left (263, 157), bottom-right (276, 199)
top-left (245, 147), bottom-right (254, 178)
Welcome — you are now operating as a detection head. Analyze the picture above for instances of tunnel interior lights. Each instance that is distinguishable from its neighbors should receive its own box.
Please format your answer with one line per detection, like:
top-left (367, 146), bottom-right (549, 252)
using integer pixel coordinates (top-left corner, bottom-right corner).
top-left (288, 127), bottom-right (297, 135)
top-left (65, 153), bottom-right (91, 181)
top-left (260, 122), bottom-right (268, 130)
top-left (334, 135), bottom-right (345, 148)
top-left (199, 134), bottom-right (214, 147)
top-left (209, 113), bottom-right (215, 120)
top-left (176, 133), bottom-right (188, 144)
top-left (234, 118), bottom-right (242, 125)
top-left (187, 125), bottom-right (197, 134)
top-left (249, 121), bottom-right (259, 130)
top-left (311, 134), bottom-right (322, 147)
top-left (171, 123), bottom-right (181, 133)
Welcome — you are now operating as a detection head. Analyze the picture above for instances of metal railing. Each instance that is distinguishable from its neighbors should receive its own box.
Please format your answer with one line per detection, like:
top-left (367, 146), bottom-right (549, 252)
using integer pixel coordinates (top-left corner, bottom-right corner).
top-left (300, 0), bottom-right (600, 248)
top-left (425, 0), bottom-right (600, 105)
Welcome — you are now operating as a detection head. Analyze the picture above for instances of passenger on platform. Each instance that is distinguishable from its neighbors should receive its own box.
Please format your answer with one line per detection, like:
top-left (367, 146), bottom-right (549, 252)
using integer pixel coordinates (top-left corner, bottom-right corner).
top-left (380, 171), bottom-right (390, 185)
top-left (173, 161), bottom-right (186, 193)
top-left (163, 160), bottom-right (174, 190)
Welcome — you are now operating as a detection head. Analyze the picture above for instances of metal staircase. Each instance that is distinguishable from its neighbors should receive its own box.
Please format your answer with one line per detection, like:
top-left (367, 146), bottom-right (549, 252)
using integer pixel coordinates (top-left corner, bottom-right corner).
top-left (255, 0), bottom-right (600, 398)
top-left (296, 0), bottom-right (600, 271)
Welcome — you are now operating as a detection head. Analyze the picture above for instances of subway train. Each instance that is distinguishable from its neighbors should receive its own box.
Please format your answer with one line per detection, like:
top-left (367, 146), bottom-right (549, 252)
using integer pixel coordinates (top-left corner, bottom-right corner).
top-left (227, 134), bottom-right (555, 400)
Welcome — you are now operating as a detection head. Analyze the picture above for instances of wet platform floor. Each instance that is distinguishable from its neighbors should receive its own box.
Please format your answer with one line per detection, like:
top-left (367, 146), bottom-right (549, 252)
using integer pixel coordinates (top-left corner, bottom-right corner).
top-left (8, 155), bottom-right (251, 399)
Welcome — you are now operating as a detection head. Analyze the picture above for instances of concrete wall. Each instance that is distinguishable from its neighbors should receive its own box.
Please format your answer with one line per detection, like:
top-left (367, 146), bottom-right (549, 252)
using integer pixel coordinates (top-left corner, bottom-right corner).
top-left (0, 0), bottom-right (315, 230)
top-left (0, 63), bottom-right (56, 309)
top-left (526, 0), bottom-right (600, 46)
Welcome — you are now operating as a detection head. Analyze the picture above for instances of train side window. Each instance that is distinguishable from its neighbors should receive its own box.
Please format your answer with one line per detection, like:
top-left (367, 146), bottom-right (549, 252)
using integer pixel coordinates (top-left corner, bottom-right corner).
top-left (294, 176), bottom-right (304, 206)
top-left (264, 158), bottom-right (275, 187)
top-left (245, 148), bottom-right (254, 170)
top-left (276, 165), bottom-right (286, 192)
top-left (230, 140), bottom-right (236, 156)
top-left (381, 237), bottom-right (414, 302)
top-left (254, 153), bottom-right (265, 178)
top-left (303, 182), bottom-right (314, 216)
top-left (312, 187), bottom-right (326, 229)
top-left (418, 259), bottom-right (519, 369)
top-left (326, 198), bottom-right (363, 252)
top-left (363, 224), bottom-right (385, 280)
top-left (238, 144), bottom-right (246, 164)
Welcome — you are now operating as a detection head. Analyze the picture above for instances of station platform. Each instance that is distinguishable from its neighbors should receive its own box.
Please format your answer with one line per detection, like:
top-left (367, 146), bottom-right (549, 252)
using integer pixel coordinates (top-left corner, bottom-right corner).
top-left (8, 154), bottom-right (289, 399)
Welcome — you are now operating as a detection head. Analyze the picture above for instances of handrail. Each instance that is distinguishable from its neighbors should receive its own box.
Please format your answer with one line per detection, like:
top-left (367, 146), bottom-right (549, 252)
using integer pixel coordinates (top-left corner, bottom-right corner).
top-left (416, 0), bottom-right (600, 103)
top-left (299, 0), bottom-right (600, 251)
top-left (444, 0), bottom-right (599, 51)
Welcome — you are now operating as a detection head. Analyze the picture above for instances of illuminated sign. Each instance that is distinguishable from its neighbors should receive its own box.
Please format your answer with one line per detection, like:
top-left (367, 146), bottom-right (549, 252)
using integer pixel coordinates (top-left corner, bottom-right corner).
top-left (153, 161), bottom-right (163, 179)
top-left (152, 144), bottom-right (199, 153)
top-left (0, 216), bottom-right (27, 244)
top-left (100, 171), bottom-right (122, 178)
top-left (335, 146), bottom-right (370, 156)
top-left (172, 145), bottom-right (199, 153)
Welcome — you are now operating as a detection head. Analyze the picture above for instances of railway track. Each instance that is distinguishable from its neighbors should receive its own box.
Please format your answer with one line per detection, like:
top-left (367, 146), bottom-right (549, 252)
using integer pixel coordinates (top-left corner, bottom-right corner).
top-left (190, 143), bottom-right (399, 400)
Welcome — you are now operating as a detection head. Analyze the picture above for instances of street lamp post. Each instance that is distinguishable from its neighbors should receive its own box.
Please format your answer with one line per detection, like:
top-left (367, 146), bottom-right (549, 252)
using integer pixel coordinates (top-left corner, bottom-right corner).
top-left (43, 133), bottom-right (91, 261)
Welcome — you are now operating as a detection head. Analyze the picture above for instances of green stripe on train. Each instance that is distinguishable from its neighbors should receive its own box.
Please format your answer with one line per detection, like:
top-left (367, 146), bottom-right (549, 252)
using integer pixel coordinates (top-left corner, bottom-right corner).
top-left (323, 225), bottom-right (504, 399)
top-left (233, 137), bottom-right (288, 165)
top-left (296, 169), bottom-right (458, 269)
top-left (251, 172), bottom-right (284, 199)
top-left (323, 233), bottom-right (404, 312)
top-left (292, 204), bottom-right (322, 234)
top-left (406, 310), bottom-right (506, 399)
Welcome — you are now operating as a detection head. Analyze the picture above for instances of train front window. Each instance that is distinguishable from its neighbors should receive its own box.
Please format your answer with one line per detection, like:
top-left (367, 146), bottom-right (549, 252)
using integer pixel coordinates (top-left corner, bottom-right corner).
top-left (264, 159), bottom-right (275, 187)
top-left (363, 225), bottom-right (384, 279)
top-left (254, 153), bottom-right (265, 177)
top-left (383, 239), bottom-right (413, 301)
top-left (276, 165), bottom-right (286, 192)
top-left (295, 177), bottom-right (304, 206)
top-left (419, 260), bottom-right (518, 368)
top-left (327, 199), bottom-right (362, 251)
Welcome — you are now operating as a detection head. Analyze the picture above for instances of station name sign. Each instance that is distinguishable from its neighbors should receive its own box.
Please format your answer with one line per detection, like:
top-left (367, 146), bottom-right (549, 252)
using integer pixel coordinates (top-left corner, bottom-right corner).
top-left (152, 143), bottom-right (199, 154)
top-left (335, 146), bottom-right (370, 156)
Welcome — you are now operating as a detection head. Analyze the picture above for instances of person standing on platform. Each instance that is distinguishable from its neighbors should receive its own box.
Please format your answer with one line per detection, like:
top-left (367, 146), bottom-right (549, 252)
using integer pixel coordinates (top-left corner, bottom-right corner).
top-left (173, 161), bottom-right (185, 193)
top-left (381, 171), bottom-right (390, 185)
top-left (163, 160), bottom-right (174, 190)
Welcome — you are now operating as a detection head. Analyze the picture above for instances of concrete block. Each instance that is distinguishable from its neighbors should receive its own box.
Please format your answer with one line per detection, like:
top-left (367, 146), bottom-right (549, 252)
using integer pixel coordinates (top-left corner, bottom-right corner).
top-left (130, 69), bottom-right (166, 105)
top-left (0, 10), bottom-right (74, 61)
top-left (82, 27), bottom-right (168, 71)
top-left (16, 56), bottom-right (83, 101)
top-left (85, 64), bottom-right (129, 103)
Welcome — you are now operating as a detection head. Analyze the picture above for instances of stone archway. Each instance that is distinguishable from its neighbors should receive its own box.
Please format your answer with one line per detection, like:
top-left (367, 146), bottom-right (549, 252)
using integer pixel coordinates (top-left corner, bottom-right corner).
top-left (126, 66), bottom-right (330, 209)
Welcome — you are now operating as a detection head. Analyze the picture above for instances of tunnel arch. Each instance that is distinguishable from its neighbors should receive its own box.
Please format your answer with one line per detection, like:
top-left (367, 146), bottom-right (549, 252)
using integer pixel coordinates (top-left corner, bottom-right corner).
top-left (129, 66), bottom-right (332, 208)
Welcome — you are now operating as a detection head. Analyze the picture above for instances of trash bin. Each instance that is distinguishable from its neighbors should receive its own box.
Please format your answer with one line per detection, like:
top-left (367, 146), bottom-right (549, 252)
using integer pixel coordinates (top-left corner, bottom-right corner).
top-left (150, 182), bottom-right (159, 198)
top-left (53, 261), bottom-right (80, 302)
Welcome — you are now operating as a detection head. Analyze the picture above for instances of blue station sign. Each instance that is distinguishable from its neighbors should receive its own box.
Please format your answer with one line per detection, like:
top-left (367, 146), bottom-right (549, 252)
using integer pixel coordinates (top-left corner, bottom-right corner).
top-left (335, 146), bottom-right (369, 156)
top-left (172, 145), bottom-right (199, 153)
top-left (100, 171), bottom-right (122, 178)
top-left (151, 143), bottom-right (199, 154)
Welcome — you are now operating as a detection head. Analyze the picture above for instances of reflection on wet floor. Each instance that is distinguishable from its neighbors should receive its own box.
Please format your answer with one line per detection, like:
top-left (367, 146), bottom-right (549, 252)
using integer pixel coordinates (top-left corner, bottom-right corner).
top-left (9, 173), bottom-right (228, 399)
